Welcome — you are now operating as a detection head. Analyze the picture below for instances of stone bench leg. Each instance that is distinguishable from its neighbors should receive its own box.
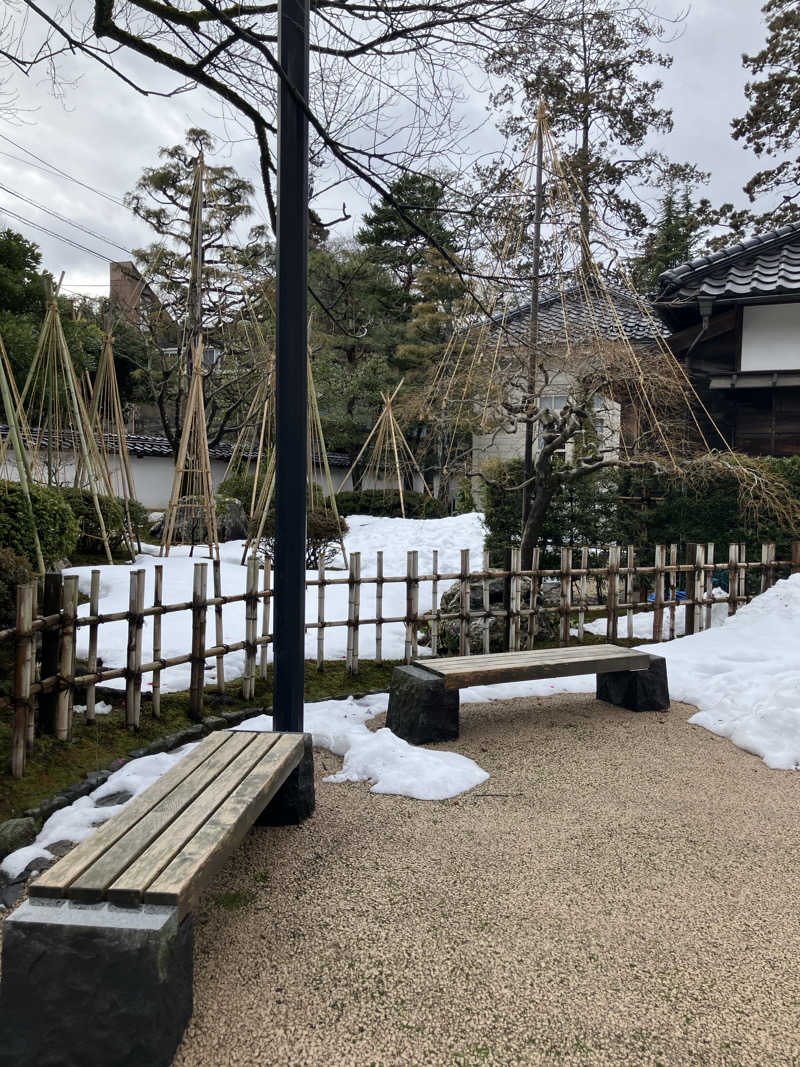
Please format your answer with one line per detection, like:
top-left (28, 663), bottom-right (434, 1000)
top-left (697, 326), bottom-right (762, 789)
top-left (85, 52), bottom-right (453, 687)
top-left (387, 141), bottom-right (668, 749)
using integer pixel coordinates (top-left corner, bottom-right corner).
top-left (386, 665), bottom-right (460, 744)
top-left (596, 654), bottom-right (670, 712)
top-left (258, 732), bottom-right (316, 826)
top-left (0, 899), bottom-right (193, 1067)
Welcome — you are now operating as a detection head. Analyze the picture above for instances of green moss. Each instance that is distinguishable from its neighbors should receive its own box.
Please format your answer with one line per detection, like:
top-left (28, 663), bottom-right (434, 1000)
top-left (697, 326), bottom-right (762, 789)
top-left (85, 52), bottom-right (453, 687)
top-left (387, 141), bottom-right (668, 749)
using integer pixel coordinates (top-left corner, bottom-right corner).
top-left (0, 659), bottom-right (398, 823)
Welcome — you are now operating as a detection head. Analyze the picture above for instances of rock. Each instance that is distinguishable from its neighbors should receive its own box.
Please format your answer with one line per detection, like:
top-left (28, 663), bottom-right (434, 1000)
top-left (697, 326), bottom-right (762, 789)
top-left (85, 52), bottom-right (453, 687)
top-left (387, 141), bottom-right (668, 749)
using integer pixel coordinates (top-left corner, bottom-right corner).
top-left (0, 882), bottom-right (26, 910)
top-left (0, 818), bottom-right (37, 861)
top-left (127, 747), bottom-right (148, 760)
top-left (47, 840), bottom-right (75, 859)
top-left (202, 716), bottom-right (226, 732)
top-left (18, 856), bottom-right (55, 880)
top-left (221, 708), bottom-right (261, 726)
top-left (432, 577), bottom-right (556, 654)
top-left (216, 496), bottom-right (249, 541)
top-left (38, 796), bottom-right (69, 821)
top-left (95, 791), bottom-right (133, 808)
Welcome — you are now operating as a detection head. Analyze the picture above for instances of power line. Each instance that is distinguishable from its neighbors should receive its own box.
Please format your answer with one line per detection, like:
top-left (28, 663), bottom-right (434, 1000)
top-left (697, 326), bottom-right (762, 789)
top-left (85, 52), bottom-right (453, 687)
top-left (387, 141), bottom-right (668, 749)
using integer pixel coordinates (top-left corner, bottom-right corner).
top-left (0, 182), bottom-right (133, 255)
top-left (0, 132), bottom-right (126, 207)
top-left (0, 204), bottom-right (116, 263)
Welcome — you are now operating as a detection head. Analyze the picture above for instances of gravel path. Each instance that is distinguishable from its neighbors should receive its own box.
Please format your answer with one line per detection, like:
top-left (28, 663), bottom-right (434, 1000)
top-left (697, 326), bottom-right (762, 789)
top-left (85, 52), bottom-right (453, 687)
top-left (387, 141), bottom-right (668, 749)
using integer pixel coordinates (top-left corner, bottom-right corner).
top-left (175, 694), bottom-right (800, 1066)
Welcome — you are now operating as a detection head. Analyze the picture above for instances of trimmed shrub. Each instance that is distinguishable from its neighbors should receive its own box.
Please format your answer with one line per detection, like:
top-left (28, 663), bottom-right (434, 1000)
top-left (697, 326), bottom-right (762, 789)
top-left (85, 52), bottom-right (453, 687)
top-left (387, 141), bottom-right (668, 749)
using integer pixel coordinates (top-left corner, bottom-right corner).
top-left (0, 481), bottom-right (78, 566)
top-left (59, 488), bottom-right (129, 554)
top-left (332, 489), bottom-right (446, 519)
top-left (217, 472), bottom-right (260, 513)
top-left (0, 547), bottom-right (33, 627)
top-left (259, 508), bottom-right (349, 568)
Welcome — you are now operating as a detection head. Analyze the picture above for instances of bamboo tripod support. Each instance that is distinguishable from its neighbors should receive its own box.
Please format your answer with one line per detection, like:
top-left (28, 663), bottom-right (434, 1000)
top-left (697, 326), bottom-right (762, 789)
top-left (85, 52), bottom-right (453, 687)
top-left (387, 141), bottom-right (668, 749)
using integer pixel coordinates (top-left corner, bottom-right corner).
top-left (83, 327), bottom-right (139, 556)
top-left (336, 380), bottom-right (433, 518)
top-left (0, 333), bottom-right (45, 573)
top-left (239, 352), bottom-right (347, 566)
top-left (19, 288), bottom-right (116, 563)
top-left (160, 337), bottom-right (220, 561)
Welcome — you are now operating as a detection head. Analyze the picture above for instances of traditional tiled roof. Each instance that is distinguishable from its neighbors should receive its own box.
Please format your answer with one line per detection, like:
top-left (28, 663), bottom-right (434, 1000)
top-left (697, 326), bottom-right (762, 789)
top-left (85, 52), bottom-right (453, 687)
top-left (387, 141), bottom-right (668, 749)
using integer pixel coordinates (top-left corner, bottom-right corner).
top-left (655, 221), bottom-right (800, 304)
top-left (0, 427), bottom-right (351, 466)
top-left (500, 281), bottom-right (669, 341)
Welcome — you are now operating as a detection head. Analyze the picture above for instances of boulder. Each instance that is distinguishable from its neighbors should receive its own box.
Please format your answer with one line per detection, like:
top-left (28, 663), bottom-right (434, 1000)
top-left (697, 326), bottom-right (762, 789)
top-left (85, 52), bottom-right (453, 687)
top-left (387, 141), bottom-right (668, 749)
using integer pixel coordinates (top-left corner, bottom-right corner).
top-left (0, 818), bottom-right (37, 861)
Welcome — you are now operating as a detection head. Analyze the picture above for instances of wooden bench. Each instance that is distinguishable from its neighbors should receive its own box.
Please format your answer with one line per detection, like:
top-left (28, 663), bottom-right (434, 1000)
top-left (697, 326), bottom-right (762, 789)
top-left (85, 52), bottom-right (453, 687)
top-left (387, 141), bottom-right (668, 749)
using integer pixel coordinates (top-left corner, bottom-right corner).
top-left (386, 644), bottom-right (669, 744)
top-left (1, 729), bottom-right (315, 1067)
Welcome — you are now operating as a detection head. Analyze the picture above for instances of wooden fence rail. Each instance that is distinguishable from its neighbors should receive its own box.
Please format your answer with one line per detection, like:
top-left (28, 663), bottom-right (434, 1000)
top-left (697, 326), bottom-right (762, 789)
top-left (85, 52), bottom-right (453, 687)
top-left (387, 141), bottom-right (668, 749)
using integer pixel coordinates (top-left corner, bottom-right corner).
top-left (3, 541), bottom-right (799, 777)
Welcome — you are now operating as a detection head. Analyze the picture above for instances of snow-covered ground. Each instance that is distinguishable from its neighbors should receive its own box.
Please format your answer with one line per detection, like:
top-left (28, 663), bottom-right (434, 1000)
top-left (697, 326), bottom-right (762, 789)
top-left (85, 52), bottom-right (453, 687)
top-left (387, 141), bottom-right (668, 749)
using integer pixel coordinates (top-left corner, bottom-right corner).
top-left (64, 512), bottom-right (486, 694)
top-left (577, 589), bottom-right (730, 640)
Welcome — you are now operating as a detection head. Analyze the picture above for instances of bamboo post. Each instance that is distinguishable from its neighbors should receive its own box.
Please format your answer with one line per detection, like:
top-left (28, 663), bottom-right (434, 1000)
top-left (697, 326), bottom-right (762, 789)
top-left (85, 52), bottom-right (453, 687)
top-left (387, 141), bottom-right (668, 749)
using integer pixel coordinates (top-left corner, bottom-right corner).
top-left (152, 564), bottom-right (163, 718)
top-left (86, 569), bottom-right (100, 724)
top-left (56, 575), bottom-right (79, 741)
top-left (502, 547), bottom-right (511, 652)
top-left (213, 558), bottom-right (225, 692)
top-left (737, 542), bottom-right (747, 608)
top-left (653, 545), bottom-right (665, 641)
top-left (317, 556), bottom-right (326, 671)
top-left (668, 543), bottom-right (678, 640)
top-left (190, 562), bottom-right (208, 720)
top-left (260, 556), bottom-right (271, 680)
top-left (559, 547), bottom-right (571, 646)
top-left (351, 551), bottom-right (361, 674)
top-left (460, 548), bottom-right (471, 656)
top-left (429, 549), bottom-right (438, 657)
top-left (704, 542), bottom-right (715, 630)
top-left (727, 543), bottom-right (738, 617)
top-left (482, 550), bottom-right (491, 654)
top-left (11, 582), bottom-right (34, 779)
top-left (510, 547), bottom-right (522, 651)
top-left (530, 547), bottom-right (541, 647)
top-left (124, 569), bottom-right (145, 729)
top-left (27, 580), bottom-right (37, 750)
top-left (625, 545), bottom-right (635, 640)
top-left (691, 544), bottom-right (705, 634)
top-left (577, 546), bottom-right (588, 643)
top-left (38, 572), bottom-right (61, 736)
top-left (792, 541), bottom-right (800, 576)
top-left (760, 542), bottom-right (776, 593)
top-left (242, 556), bottom-right (258, 700)
top-left (405, 550), bottom-right (419, 661)
top-left (606, 545), bottom-right (619, 641)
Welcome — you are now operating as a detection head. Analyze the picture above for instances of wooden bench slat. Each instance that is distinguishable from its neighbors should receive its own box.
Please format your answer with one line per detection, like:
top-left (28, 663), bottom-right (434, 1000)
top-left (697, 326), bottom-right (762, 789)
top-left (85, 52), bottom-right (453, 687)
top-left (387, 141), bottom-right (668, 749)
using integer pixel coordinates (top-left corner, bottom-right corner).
top-left (144, 733), bottom-right (304, 918)
top-left (106, 733), bottom-right (279, 908)
top-left (67, 732), bottom-right (260, 904)
top-left (416, 645), bottom-right (650, 689)
top-left (30, 731), bottom-right (232, 900)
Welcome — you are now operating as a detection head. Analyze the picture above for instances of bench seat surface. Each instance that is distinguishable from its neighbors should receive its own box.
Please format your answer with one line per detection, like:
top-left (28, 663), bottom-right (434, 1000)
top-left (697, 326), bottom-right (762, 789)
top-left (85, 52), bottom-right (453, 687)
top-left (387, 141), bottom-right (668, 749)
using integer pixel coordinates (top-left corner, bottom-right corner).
top-left (30, 731), bottom-right (302, 918)
top-left (414, 643), bottom-right (650, 689)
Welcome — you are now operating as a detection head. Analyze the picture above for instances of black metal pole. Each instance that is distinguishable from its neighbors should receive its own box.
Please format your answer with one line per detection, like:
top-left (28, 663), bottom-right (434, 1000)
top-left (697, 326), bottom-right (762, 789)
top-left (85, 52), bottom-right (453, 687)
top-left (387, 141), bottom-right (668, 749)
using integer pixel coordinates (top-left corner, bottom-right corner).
top-left (273, 0), bottom-right (309, 733)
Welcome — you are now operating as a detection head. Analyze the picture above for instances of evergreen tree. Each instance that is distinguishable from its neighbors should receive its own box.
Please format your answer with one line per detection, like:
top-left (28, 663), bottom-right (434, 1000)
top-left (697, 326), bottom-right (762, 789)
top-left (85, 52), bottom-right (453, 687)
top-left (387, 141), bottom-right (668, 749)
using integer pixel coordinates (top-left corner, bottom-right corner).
top-left (486, 0), bottom-right (705, 263)
top-left (629, 186), bottom-right (709, 293)
top-left (731, 0), bottom-right (800, 229)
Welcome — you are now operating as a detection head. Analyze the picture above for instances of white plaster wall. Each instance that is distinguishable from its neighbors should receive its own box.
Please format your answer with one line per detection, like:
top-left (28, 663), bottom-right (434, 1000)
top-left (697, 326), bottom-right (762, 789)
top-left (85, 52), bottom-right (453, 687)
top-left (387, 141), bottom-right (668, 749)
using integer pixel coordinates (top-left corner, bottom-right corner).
top-left (741, 304), bottom-right (800, 372)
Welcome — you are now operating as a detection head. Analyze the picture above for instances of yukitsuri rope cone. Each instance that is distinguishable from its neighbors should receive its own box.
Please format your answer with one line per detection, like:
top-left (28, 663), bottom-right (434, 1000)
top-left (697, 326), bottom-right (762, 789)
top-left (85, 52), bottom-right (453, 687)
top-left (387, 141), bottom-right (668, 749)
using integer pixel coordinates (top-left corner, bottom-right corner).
top-left (0, 331), bottom-right (44, 572)
top-left (160, 336), bottom-right (220, 560)
top-left (18, 284), bottom-right (118, 563)
top-left (422, 104), bottom-right (800, 532)
top-left (83, 324), bottom-right (141, 553)
top-left (239, 352), bottom-right (347, 566)
top-left (336, 379), bottom-right (434, 519)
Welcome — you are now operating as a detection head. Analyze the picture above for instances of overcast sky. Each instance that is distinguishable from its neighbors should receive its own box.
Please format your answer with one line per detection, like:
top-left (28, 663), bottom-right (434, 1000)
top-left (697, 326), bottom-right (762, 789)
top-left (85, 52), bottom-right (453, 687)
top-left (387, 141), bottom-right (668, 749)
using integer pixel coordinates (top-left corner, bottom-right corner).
top-left (0, 0), bottom-right (771, 300)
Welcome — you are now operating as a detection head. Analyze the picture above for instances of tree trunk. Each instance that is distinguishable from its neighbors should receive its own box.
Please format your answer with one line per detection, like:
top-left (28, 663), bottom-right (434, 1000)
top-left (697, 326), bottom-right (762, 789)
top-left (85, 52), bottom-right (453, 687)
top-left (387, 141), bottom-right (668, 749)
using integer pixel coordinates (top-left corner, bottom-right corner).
top-left (520, 481), bottom-right (555, 569)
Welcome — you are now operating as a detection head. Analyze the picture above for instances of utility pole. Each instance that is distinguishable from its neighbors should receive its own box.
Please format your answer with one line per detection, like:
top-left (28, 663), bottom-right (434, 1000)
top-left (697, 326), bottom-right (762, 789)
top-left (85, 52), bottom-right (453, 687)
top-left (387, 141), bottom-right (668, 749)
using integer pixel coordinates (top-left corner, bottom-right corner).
top-left (522, 102), bottom-right (545, 566)
top-left (273, 0), bottom-right (310, 733)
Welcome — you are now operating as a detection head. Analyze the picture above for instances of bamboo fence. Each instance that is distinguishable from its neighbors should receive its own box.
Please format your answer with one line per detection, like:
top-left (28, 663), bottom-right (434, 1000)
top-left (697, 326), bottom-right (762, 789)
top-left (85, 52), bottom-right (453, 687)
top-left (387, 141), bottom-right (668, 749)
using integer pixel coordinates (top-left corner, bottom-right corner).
top-left (3, 540), bottom-right (799, 777)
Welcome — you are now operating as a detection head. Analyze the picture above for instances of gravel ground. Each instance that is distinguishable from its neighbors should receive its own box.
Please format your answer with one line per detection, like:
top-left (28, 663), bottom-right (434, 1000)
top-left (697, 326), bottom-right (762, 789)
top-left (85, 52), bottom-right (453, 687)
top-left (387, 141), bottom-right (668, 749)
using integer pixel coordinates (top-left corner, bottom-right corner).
top-left (175, 694), bottom-right (800, 1067)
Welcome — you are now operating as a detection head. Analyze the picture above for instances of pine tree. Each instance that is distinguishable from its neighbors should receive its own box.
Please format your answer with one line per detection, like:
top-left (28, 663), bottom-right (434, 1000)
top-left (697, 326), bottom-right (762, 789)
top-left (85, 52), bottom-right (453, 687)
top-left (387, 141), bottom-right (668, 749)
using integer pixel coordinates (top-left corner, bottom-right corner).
top-left (731, 0), bottom-right (800, 228)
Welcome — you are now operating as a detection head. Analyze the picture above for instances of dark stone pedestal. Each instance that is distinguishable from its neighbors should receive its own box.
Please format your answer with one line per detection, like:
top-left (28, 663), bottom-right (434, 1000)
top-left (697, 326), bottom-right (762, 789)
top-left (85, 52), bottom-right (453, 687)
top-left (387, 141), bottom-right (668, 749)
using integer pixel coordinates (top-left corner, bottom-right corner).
top-left (0, 899), bottom-right (193, 1067)
top-left (386, 664), bottom-right (460, 745)
top-left (258, 732), bottom-right (315, 826)
top-left (596, 654), bottom-right (670, 712)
